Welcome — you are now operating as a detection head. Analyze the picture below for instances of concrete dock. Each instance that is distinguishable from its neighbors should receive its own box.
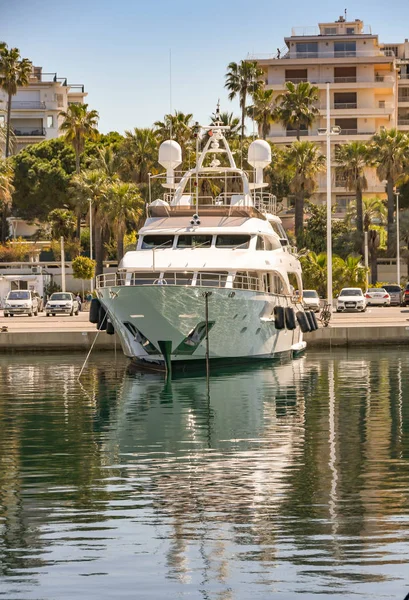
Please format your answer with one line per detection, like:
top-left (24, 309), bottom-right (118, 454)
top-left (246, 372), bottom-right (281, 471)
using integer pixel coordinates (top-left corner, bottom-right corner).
top-left (0, 307), bottom-right (408, 352)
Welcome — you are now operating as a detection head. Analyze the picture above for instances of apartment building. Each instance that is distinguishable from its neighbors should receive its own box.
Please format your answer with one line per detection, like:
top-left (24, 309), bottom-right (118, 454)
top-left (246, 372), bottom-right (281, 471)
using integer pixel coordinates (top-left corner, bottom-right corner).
top-left (251, 17), bottom-right (407, 213)
top-left (0, 66), bottom-right (86, 154)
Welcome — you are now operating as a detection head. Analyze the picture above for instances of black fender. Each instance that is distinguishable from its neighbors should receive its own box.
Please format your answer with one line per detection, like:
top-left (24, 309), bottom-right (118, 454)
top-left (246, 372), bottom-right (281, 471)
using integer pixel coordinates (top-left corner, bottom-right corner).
top-left (296, 311), bottom-right (311, 333)
top-left (89, 298), bottom-right (100, 324)
top-left (285, 306), bottom-right (296, 330)
top-left (274, 305), bottom-right (286, 330)
top-left (98, 304), bottom-right (108, 331)
top-left (106, 320), bottom-right (115, 335)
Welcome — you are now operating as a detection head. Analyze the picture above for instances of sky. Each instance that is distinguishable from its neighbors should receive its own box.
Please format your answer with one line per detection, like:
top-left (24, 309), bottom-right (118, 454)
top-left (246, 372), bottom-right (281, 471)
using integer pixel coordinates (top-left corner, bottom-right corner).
top-left (2, 0), bottom-right (409, 134)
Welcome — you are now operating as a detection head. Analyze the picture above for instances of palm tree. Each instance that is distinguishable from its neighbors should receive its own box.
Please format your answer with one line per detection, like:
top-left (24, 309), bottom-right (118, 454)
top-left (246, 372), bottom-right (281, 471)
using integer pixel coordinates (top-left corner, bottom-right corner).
top-left (153, 111), bottom-right (193, 146)
top-left (0, 45), bottom-right (32, 157)
top-left (59, 103), bottom-right (99, 237)
top-left (225, 61), bottom-right (264, 139)
top-left (119, 128), bottom-right (158, 184)
top-left (370, 129), bottom-right (409, 254)
top-left (70, 169), bottom-right (107, 275)
top-left (283, 141), bottom-right (325, 247)
top-left (47, 208), bottom-right (76, 239)
top-left (0, 158), bottom-right (14, 242)
top-left (335, 142), bottom-right (370, 236)
top-left (59, 103), bottom-right (99, 174)
top-left (341, 255), bottom-right (367, 289)
top-left (362, 196), bottom-right (386, 231)
top-left (103, 182), bottom-right (143, 261)
top-left (398, 209), bottom-right (409, 278)
top-left (90, 146), bottom-right (121, 179)
top-left (246, 88), bottom-right (276, 139)
top-left (274, 81), bottom-right (319, 140)
top-left (210, 111), bottom-right (240, 140)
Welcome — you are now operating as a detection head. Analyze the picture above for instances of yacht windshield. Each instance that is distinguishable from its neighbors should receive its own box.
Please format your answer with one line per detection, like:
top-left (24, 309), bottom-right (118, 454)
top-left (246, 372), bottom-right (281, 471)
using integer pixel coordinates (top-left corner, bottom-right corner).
top-left (215, 235), bottom-right (250, 249)
top-left (141, 235), bottom-right (174, 249)
top-left (177, 235), bottom-right (212, 248)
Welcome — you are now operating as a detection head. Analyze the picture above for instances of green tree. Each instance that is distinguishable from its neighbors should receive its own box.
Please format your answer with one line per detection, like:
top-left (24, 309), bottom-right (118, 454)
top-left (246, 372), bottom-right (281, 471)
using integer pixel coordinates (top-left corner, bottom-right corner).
top-left (119, 128), bottom-right (158, 184)
top-left (246, 88), bottom-right (275, 139)
top-left (225, 60), bottom-right (264, 139)
top-left (0, 44), bottom-right (32, 157)
top-left (303, 203), bottom-right (349, 255)
top-left (72, 255), bottom-right (95, 299)
top-left (300, 250), bottom-right (366, 297)
top-left (334, 142), bottom-right (370, 235)
top-left (370, 129), bottom-right (409, 254)
top-left (103, 181), bottom-right (144, 261)
top-left (70, 169), bottom-right (108, 275)
top-left (47, 208), bottom-right (76, 239)
top-left (11, 138), bottom-right (76, 221)
top-left (283, 141), bottom-right (325, 247)
top-left (0, 158), bottom-right (14, 242)
top-left (59, 103), bottom-right (99, 174)
top-left (153, 111), bottom-right (193, 146)
top-left (274, 81), bottom-right (319, 140)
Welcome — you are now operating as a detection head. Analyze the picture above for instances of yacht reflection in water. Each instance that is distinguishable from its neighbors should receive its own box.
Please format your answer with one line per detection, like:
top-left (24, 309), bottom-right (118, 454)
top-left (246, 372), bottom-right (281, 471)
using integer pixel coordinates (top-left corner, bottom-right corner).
top-left (0, 351), bottom-right (409, 599)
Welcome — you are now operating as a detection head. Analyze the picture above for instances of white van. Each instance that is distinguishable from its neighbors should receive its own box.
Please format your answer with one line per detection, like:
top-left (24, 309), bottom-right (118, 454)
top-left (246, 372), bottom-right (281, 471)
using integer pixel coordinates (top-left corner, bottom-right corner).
top-left (4, 290), bottom-right (39, 317)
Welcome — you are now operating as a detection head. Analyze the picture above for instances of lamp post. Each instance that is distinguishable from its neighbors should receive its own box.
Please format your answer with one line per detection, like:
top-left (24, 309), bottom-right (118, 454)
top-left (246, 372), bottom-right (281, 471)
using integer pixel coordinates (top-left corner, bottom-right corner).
top-left (395, 188), bottom-right (400, 285)
top-left (89, 198), bottom-right (94, 294)
top-left (317, 82), bottom-right (341, 309)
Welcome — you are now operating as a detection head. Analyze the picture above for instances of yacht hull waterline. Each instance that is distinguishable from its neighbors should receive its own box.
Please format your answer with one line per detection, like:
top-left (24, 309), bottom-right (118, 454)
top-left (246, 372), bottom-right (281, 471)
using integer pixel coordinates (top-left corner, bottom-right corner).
top-left (98, 285), bottom-right (306, 367)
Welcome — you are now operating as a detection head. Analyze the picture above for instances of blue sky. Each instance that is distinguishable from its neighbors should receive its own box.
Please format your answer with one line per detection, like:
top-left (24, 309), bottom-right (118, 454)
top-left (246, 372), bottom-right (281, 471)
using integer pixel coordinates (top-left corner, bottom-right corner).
top-left (3, 0), bottom-right (409, 133)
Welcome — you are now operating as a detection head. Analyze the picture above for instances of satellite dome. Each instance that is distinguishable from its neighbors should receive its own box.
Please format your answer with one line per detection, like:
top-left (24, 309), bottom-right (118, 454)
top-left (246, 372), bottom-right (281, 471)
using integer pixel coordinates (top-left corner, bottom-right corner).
top-left (248, 140), bottom-right (271, 169)
top-left (158, 140), bottom-right (182, 169)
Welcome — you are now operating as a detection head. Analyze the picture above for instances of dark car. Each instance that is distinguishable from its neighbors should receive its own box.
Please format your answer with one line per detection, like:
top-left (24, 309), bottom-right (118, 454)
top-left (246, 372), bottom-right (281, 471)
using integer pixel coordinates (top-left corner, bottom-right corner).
top-left (404, 284), bottom-right (409, 306)
top-left (383, 284), bottom-right (403, 306)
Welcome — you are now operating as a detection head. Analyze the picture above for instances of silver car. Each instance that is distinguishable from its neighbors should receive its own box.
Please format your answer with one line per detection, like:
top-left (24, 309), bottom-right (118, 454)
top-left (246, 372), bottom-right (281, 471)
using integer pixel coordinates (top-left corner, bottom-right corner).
top-left (382, 284), bottom-right (403, 306)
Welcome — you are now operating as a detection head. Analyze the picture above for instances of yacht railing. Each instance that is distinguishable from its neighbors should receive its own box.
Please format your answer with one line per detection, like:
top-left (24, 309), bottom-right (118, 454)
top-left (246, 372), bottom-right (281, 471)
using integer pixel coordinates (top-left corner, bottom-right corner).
top-left (96, 271), bottom-right (263, 292)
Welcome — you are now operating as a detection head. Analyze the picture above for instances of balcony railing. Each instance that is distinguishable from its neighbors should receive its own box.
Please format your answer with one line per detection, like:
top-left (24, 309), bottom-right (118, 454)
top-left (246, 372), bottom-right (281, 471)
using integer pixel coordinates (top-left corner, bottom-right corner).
top-left (68, 84), bottom-right (85, 93)
top-left (11, 101), bottom-right (46, 109)
top-left (286, 130), bottom-right (309, 137)
top-left (399, 73), bottom-right (409, 80)
top-left (398, 119), bottom-right (409, 125)
top-left (12, 127), bottom-right (46, 137)
top-left (334, 102), bottom-right (357, 109)
top-left (29, 72), bottom-right (68, 85)
top-left (333, 76), bottom-right (357, 83)
top-left (284, 77), bottom-right (308, 83)
top-left (398, 95), bottom-right (409, 102)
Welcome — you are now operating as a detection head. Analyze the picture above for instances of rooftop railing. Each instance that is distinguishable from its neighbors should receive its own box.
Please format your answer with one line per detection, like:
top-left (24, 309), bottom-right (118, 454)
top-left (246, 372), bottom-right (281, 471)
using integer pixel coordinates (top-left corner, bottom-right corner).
top-left (250, 49), bottom-right (394, 60)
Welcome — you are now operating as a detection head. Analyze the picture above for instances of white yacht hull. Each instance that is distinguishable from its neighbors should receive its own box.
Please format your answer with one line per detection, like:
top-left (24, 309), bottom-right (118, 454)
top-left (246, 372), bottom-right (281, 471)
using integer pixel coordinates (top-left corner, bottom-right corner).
top-left (98, 285), bottom-right (306, 367)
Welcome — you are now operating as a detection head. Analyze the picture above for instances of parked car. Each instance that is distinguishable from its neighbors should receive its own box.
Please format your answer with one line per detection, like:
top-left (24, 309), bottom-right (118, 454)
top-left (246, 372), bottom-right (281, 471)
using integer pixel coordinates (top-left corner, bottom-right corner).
top-left (365, 288), bottom-right (391, 307)
top-left (382, 284), bottom-right (403, 306)
top-left (403, 283), bottom-right (409, 306)
top-left (45, 292), bottom-right (79, 316)
top-left (336, 288), bottom-right (367, 312)
top-left (4, 290), bottom-right (39, 317)
top-left (302, 290), bottom-right (320, 312)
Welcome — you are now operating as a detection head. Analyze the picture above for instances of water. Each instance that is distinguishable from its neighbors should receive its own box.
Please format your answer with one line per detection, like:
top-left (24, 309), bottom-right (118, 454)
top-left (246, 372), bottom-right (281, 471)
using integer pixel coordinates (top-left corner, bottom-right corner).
top-left (0, 349), bottom-right (409, 600)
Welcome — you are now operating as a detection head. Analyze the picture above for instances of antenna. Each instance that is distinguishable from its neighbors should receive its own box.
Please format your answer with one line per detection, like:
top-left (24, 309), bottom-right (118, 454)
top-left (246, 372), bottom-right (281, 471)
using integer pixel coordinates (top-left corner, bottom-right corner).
top-left (169, 48), bottom-right (173, 139)
top-left (344, 8), bottom-right (347, 20)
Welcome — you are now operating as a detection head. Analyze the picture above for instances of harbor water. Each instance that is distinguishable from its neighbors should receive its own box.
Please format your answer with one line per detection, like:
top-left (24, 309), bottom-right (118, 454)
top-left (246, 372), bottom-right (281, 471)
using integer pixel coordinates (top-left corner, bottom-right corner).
top-left (0, 349), bottom-right (409, 599)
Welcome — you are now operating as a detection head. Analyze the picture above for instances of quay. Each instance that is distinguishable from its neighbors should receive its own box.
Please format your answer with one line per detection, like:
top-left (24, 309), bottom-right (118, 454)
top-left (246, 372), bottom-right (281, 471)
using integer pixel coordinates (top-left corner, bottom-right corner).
top-left (0, 307), bottom-right (408, 352)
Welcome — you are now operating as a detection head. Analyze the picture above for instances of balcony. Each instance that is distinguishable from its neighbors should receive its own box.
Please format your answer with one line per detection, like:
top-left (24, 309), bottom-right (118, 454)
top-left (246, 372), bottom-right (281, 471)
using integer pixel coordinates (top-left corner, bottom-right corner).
top-left (334, 102), bottom-right (357, 109)
top-left (286, 130), bottom-right (309, 137)
top-left (284, 77), bottom-right (308, 83)
top-left (12, 127), bottom-right (46, 137)
top-left (11, 101), bottom-right (46, 110)
top-left (398, 119), bottom-right (409, 126)
top-left (334, 76), bottom-right (356, 83)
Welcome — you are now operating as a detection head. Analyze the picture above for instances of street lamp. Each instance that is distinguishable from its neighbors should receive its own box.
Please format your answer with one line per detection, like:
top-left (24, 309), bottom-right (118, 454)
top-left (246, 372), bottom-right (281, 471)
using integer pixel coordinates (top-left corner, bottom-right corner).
top-left (89, 198), bottom-right (94, 294)
top-left (394, 188), bottom-right (400, 285)
top-left (317, 82), bottom-right (341, 309)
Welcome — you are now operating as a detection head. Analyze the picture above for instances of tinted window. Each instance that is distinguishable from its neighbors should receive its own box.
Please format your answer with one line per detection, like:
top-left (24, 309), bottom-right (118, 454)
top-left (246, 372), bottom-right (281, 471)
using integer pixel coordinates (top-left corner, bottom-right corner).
top-left (8, 291), bottom-right (30, 300)
top-left (177, 235), bottom-right (212, 248)
top-left (216, 235), bottom-right (250, 249)
top-left (368, 288), bottom-right (385, 293)
top-left (50, 293), bottom-right (72, 300)
top-left (384, 285), bottom-right (401, 292)
top-left (340, 289), bottom-right (363, 296)
top-left (303, 291), bottom-right (318, 298)
top-left (141, 235), bottom-right (174, 249)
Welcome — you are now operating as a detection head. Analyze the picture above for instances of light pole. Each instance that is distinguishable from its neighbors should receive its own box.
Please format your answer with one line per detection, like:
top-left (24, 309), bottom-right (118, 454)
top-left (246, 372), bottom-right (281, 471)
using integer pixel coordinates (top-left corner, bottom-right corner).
top-left (89, 198), bottom-right (94, 294)
top-left (395, 188), bottom-right (400, 285)
top-left (317, 82), bottom-right (340, 309)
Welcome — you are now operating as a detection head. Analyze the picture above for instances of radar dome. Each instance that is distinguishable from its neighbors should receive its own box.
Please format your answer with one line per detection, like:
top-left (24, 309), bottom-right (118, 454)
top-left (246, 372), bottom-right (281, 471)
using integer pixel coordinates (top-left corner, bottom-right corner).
top-left (158, 140), bottom-right (182, 169)
top-left (248, 140), bottom-right (271, 169)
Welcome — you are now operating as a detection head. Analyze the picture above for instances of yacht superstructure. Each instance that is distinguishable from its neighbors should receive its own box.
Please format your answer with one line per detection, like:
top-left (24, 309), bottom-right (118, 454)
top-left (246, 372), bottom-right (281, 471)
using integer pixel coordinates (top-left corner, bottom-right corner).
top-left (94, 121), bottom-right (310, 368)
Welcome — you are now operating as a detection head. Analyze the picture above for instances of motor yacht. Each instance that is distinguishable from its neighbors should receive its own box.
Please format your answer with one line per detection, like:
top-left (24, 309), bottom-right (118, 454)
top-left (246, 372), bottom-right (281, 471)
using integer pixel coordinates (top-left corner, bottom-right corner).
top-left (94, 120), bottom-right (310, 370)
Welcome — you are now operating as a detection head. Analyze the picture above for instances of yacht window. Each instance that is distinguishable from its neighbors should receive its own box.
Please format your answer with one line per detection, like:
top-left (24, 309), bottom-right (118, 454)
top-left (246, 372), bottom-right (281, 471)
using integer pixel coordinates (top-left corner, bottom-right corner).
top-left (256, 236), bottom-right (265, 250)
top-left (215, 235), bottom-right (250, 249)
top-left (196, 272), bottom-right (228, 287)
top-left (141, 235), bottom-right (174, 249)
top-left (130, 272), bottom-right (160, 285)
top-left (265, 237), bottom-right (282, 250)
top-left (233, 271), bottom-right (260, 291)
top-left (177, 235), bottom-right (212, 248)
top-left (161, 272), bottom-right (195, 285)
